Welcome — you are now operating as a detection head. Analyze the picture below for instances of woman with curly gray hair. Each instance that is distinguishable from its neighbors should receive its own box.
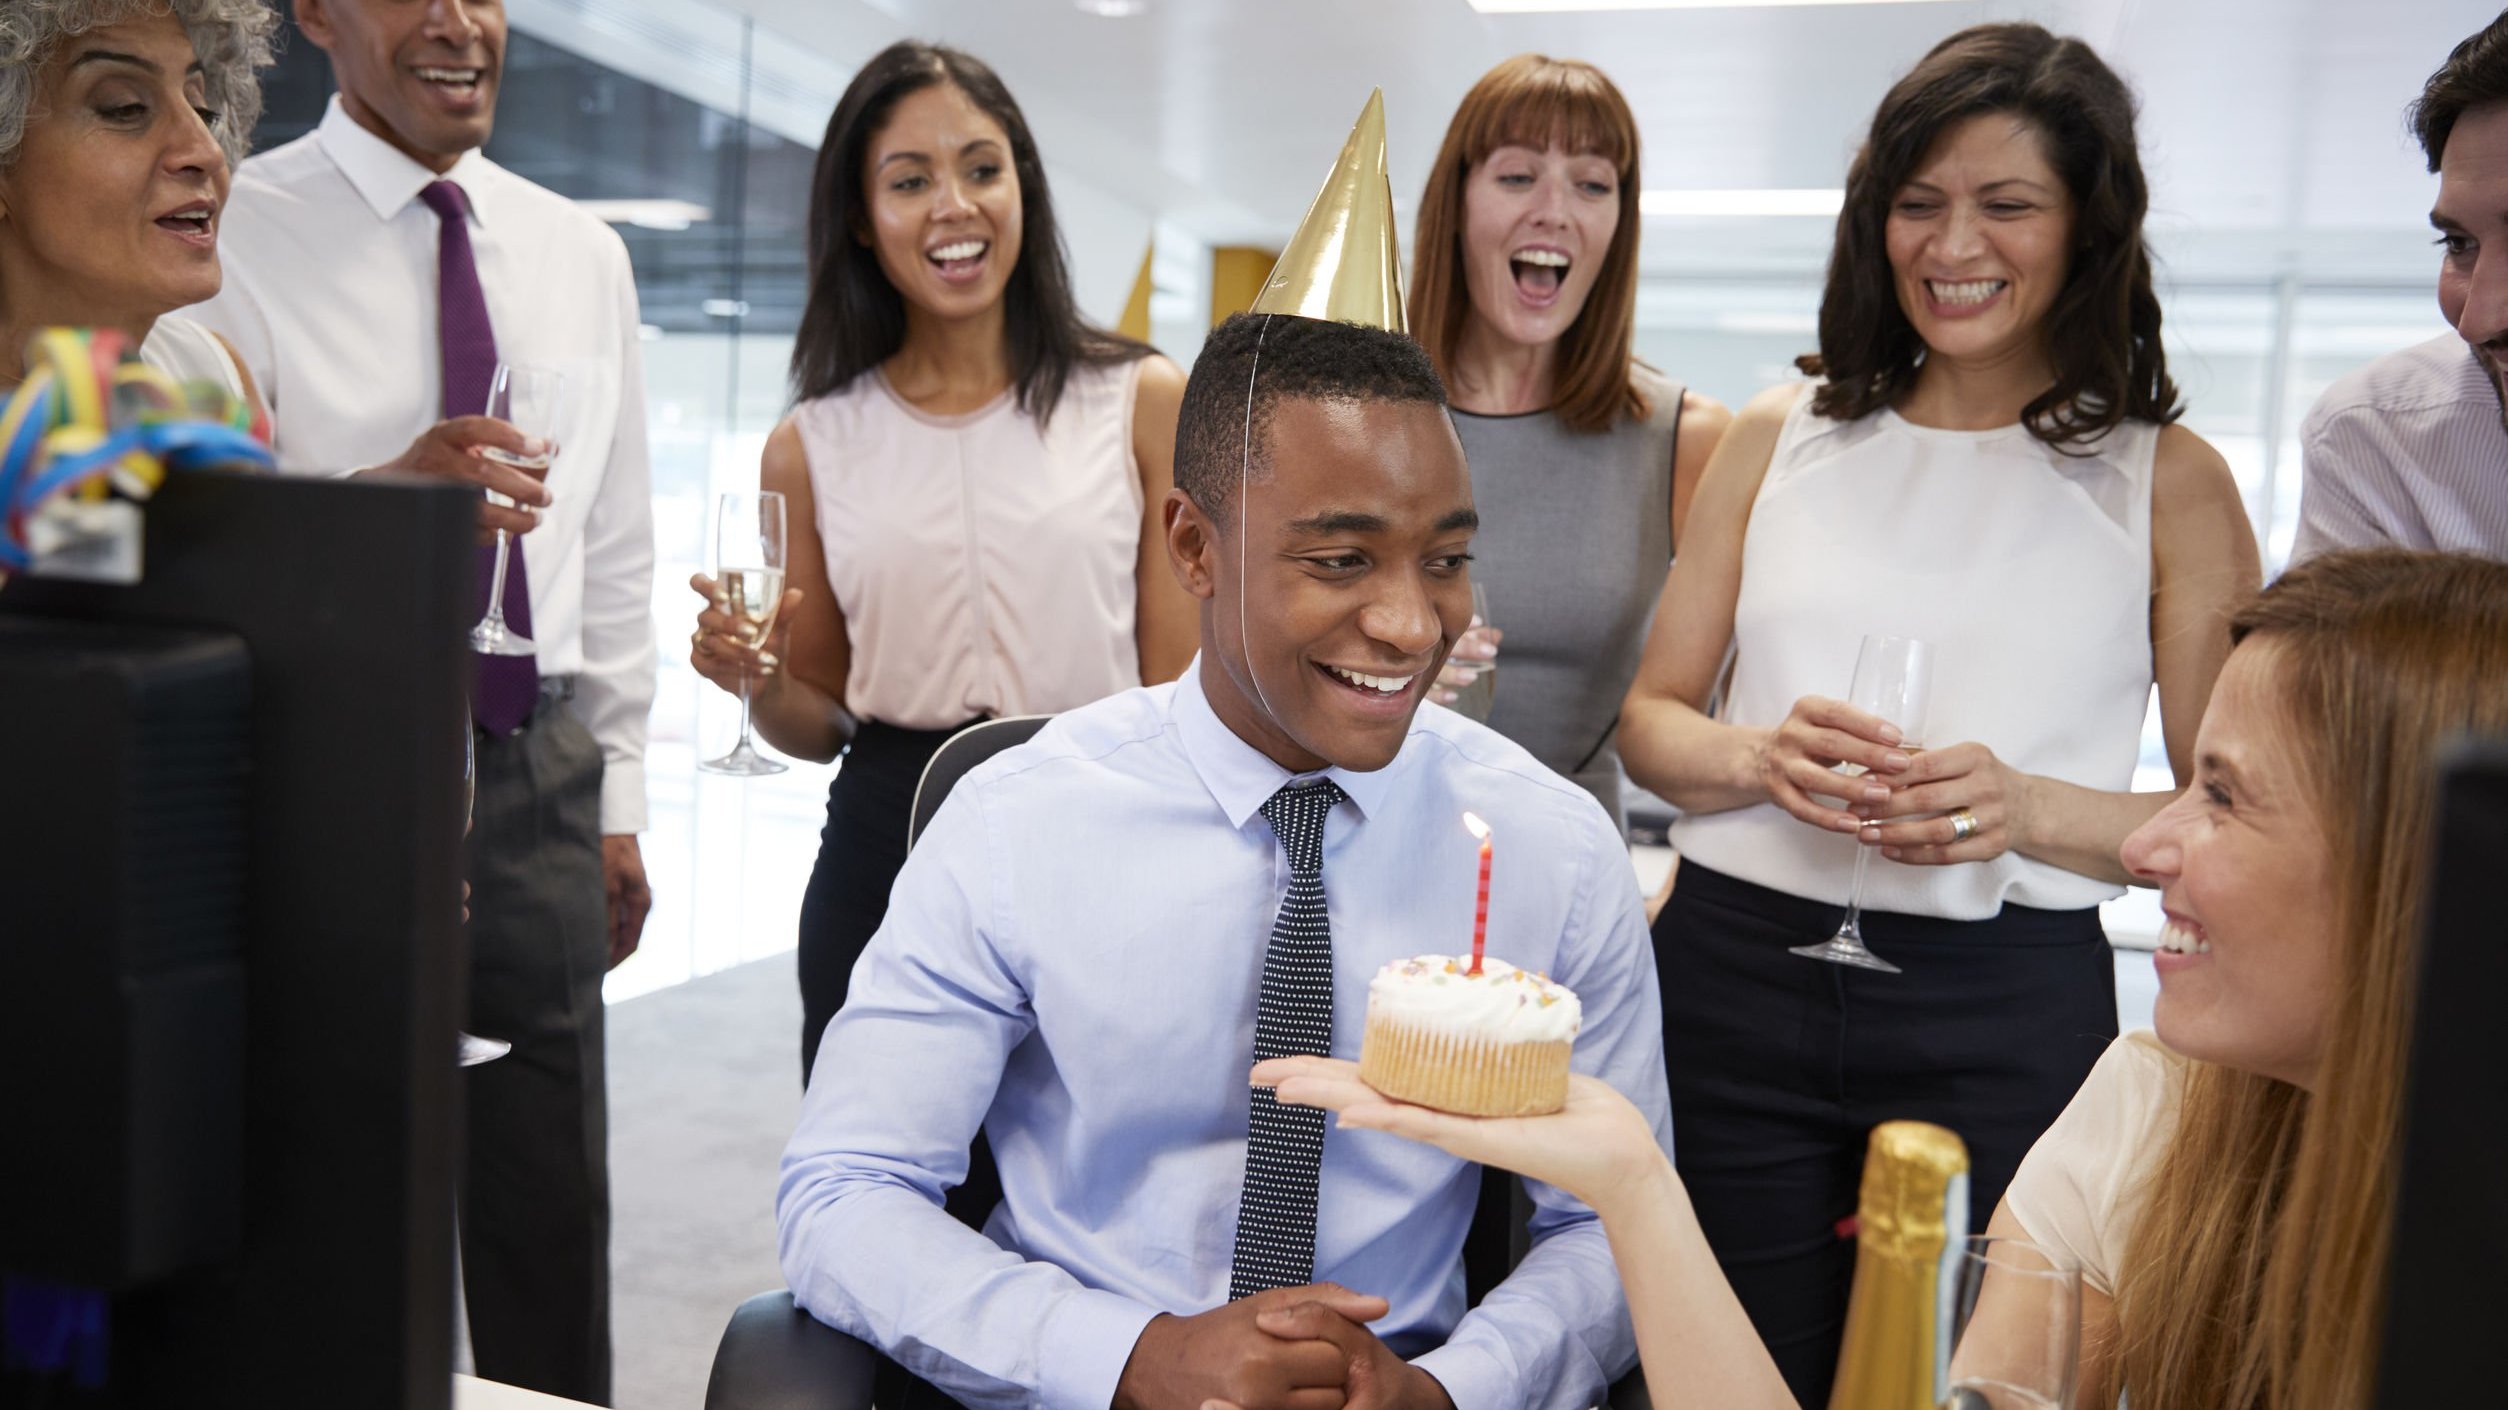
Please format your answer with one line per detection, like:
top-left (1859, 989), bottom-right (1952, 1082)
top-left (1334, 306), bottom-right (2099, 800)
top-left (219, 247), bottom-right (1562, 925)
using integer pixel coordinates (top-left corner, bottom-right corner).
top-left (0, 0), bottom-right (277, 395)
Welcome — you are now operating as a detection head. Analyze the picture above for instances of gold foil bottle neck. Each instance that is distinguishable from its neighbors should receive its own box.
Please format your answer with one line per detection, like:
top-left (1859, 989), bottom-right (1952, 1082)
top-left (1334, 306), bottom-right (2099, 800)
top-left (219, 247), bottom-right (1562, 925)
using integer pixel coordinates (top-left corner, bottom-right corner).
top-left (1249, 87), bottom-right (1407, 333)
top-left (1827, 1120), bottom-right (1972, 1410)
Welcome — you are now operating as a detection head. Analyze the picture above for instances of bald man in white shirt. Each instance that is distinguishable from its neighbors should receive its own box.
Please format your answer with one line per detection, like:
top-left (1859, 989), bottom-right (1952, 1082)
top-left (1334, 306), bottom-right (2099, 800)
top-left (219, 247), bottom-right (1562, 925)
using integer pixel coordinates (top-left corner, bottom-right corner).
top-left (187, 0), bottom-right (654, 1400)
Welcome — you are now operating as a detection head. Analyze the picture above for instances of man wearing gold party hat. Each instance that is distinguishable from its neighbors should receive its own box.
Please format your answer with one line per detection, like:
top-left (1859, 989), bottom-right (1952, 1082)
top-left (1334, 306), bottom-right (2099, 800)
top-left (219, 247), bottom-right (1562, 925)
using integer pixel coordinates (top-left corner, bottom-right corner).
top-left (778, 91), bottom-right (1671, 1410)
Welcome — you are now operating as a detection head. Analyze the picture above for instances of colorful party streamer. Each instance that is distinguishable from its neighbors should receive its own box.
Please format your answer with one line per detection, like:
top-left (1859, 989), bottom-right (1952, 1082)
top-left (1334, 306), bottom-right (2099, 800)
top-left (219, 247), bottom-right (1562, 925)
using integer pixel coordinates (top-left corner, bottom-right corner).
top-left (0, 327), bottom-right (273, 578)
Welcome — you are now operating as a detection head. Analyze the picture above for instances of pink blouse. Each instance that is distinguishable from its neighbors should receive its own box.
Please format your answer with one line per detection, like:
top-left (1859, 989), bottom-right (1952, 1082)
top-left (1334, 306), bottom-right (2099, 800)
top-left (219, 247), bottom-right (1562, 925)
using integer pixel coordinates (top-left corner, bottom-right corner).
top-left (797, 357), bottom-right (1147, 730)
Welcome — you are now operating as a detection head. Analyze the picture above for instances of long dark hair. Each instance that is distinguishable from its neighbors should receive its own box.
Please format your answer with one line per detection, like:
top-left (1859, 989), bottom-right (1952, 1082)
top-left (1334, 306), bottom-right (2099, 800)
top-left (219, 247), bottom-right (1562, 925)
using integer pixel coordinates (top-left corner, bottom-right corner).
top-left (789, 41), bottom-right (1143, 420)
top-left (1798, 23), bottom-right (2181, 450)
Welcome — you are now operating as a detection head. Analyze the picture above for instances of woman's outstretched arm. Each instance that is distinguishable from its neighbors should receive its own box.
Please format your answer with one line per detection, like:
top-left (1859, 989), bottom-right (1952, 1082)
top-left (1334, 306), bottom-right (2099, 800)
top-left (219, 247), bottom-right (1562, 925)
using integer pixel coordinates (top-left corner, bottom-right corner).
top-left (1257, 1059), bottom-right (1798, 1410)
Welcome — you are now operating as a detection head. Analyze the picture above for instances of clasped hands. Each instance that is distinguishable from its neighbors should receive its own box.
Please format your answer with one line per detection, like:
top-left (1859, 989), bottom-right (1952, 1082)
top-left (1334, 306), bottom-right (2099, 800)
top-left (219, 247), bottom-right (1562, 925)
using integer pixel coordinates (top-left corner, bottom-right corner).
top-left (1756, 694), bottom-right (2033, 865)
top-left (1113, 1283), bottom-right (1452, 1410)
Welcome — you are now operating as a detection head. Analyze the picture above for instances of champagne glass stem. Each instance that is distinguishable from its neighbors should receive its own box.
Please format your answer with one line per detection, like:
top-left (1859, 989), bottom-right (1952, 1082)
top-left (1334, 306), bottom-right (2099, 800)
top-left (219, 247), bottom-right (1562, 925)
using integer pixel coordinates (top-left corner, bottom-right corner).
top-left (483, 528), bottom-right (513, 629)
top-left (736, 670), bottom-right (756, 754)
top-left (1838, 842), bottom-right (1874, 937)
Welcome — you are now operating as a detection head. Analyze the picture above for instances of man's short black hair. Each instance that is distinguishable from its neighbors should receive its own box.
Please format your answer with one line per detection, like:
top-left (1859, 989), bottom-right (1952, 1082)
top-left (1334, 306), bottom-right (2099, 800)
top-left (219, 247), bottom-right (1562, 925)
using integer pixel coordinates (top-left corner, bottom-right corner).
top-left (1175, 312), bottom-right (1449, 526)
top-left (2413, 9), bottom-right (2508, 172)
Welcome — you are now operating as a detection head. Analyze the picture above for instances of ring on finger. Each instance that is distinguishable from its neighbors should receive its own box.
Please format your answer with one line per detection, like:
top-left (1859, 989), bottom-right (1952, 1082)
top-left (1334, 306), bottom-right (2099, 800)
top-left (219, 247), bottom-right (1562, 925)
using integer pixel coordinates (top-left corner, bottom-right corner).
top-left (1948, 806), bottom-right (1980, 843)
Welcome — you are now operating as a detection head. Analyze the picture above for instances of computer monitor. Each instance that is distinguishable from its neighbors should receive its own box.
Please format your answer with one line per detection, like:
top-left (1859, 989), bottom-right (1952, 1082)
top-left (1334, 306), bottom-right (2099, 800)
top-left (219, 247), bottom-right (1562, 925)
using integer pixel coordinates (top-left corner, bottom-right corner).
top-left (2377, 738), bottom-right (2508, 1404)
top-left (0, 467), bottom-right (473, 1408)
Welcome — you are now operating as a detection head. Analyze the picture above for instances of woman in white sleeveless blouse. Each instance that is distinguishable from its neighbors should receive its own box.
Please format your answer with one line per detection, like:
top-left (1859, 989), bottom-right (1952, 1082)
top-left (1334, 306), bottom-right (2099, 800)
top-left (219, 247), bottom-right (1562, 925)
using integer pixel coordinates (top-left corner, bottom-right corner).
top-left (688, 44), bottom-right (1193, 1099)
top-left (1615, 25), bottom-right (2260, 1404)
top-left (1406, 54), bottom-right (1728, 836)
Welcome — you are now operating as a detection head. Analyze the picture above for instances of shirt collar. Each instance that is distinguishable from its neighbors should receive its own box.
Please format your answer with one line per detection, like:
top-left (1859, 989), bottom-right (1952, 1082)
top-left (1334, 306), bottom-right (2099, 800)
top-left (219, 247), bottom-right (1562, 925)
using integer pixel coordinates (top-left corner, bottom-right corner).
top-left (316, 94), bottom-right (499, 224)
top-left (1171, 655), bottom-right (1406, 830)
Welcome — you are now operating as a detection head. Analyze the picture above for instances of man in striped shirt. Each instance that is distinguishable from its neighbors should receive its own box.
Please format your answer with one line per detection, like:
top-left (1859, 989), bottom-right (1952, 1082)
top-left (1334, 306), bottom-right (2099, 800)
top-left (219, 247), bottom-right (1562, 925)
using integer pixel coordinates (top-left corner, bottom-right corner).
top-left (2294, 11), bottom-right (2508, 562)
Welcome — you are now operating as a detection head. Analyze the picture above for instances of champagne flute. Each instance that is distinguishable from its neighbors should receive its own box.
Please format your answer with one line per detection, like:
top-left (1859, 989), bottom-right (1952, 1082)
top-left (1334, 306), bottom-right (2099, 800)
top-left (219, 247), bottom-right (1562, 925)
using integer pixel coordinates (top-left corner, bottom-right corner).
top-left (1446, 580), bottom-right (1498, 722)
top-left (1790, 633), bottom-right (1933, 973)
top-left (699, 489), bottom-right (789, 776)
top-left (467, 362), bottom-right (565, 657)
top-left (1940, 1237), bottom-right (2080, 1409)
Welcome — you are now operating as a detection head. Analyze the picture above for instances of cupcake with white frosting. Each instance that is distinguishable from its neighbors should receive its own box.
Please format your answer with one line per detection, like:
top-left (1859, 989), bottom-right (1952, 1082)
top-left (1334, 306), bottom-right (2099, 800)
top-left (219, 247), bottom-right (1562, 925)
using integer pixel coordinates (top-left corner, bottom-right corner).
top-left (1356, 955), bottom-right (1581, 1117)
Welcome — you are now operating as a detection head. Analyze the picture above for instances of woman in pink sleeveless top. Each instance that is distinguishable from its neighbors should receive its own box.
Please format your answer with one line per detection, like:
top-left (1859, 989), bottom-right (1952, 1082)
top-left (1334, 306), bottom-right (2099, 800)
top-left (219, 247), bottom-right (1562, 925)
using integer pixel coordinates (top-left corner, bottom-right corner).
top-left (688, 43), bottom-right (1193, 1092)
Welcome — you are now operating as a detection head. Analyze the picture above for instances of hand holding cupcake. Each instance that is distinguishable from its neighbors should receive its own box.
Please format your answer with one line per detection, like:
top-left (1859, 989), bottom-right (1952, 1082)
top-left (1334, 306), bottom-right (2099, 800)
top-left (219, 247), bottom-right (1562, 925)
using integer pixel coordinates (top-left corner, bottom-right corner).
top-left (1255, 1055), bottom-right (1665, 1217)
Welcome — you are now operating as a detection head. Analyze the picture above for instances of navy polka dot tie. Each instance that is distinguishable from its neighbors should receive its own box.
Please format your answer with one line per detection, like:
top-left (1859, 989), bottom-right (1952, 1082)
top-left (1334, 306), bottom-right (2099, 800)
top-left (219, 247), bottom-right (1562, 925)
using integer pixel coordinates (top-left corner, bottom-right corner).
top-left (1229, 778), bottom-right (1345, 1300)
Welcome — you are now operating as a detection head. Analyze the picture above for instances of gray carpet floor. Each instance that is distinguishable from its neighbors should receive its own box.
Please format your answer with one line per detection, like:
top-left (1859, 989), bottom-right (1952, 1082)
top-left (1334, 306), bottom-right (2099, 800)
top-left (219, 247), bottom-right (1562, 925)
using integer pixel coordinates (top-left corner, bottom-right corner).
top-left (610, 954), bottom-right (801, 1410)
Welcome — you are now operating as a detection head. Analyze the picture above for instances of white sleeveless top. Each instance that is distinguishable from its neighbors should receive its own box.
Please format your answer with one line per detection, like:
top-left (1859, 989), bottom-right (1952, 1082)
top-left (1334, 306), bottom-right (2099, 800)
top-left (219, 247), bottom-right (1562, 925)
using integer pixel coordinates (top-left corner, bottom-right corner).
top-left (138, 315), bottom-right (256, 413)
top-left (1670, 387), bottom-right (2161, 919)
top-left (798, 357), bottom-right (1146, 730)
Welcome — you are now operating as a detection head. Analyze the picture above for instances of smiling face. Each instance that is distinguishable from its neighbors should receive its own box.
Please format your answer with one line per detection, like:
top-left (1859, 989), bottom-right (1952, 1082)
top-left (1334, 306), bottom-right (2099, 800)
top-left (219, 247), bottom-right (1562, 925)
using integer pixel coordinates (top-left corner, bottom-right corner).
top-left (2122, 643), bottom-right (2340, 1089)
top-left (1459, 140), bottom-right (1620, 352)
top-left (1174, 395), bottom-right (1476, 775)
top-left (297, 0), bottom-right (504, 173)
top-left (1884, 112), bottom-right (2076, 371)
top-left (858, 82), bottom-right (1023, 326)
top-left (0, 12), bottom-right (228, 336)
top-left (2433, 101), bottom-right (2508, 433)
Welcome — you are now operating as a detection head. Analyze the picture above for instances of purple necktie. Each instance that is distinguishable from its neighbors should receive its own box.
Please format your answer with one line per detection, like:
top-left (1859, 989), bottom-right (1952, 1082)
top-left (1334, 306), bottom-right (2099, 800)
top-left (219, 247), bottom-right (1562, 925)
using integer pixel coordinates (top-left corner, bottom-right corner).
top-left (422, 179), bottom-right (538, 733)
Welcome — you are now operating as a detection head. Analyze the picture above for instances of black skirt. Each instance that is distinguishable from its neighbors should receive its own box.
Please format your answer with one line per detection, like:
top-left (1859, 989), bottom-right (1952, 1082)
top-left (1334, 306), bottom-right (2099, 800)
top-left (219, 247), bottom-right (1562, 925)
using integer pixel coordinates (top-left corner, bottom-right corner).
top-left (795, 717), bottom-right (982, 1081)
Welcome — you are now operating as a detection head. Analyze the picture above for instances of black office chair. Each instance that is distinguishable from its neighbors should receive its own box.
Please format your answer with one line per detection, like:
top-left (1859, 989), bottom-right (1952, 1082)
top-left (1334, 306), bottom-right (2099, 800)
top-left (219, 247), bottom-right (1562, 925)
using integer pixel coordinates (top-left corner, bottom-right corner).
top-left (705, 712), bottom-right (1648, 1409)
top-left (906, 715), bottom-right (1053, 849)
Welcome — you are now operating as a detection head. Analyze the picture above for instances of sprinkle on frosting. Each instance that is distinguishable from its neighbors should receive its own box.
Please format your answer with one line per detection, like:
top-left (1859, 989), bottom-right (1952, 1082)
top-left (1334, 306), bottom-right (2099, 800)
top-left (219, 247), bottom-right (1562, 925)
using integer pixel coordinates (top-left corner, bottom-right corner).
top-left (1366, 954), bottom-right (1581, 1042)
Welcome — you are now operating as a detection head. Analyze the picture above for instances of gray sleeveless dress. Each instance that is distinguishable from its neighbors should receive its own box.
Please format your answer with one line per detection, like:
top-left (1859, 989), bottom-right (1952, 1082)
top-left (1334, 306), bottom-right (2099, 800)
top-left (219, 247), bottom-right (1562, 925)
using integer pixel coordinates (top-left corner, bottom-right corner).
top-left (1450, 363), bottom-right (1684, 834)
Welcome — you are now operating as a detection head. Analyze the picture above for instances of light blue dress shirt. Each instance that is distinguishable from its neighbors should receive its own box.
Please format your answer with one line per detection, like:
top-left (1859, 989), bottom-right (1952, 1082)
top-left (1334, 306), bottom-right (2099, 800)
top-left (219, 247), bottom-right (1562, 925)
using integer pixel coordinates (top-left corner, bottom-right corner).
top-left (777, 661), bottom-right (1672, 1410)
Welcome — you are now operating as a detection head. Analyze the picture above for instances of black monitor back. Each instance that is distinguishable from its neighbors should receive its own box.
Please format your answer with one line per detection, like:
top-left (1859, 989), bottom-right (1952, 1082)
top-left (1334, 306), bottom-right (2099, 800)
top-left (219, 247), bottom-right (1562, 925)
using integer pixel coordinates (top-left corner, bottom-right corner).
top-left (2378, 739), bottom-right (2508, 1404)
top-left (0, 469), bottom-right (472, 1408)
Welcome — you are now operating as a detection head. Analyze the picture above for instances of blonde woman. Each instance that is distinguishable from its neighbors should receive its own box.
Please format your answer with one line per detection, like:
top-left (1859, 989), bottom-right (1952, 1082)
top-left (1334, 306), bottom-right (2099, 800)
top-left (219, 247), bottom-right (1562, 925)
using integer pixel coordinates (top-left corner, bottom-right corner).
top-left (1255, 549), bottom-right (2508, 1410)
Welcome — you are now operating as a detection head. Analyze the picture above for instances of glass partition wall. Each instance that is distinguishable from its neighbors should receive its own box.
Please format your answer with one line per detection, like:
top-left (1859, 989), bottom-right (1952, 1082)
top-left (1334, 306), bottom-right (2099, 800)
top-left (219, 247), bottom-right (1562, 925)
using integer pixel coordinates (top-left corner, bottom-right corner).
top-left (245, 3), bottom-right (2452, 998)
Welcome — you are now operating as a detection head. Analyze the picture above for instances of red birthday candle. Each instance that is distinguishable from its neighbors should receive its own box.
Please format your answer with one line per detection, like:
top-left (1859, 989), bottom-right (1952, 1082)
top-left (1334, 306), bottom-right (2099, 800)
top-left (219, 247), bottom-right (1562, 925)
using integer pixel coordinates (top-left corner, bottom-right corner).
top-left (1463, 812), bottom-right (1492, 976)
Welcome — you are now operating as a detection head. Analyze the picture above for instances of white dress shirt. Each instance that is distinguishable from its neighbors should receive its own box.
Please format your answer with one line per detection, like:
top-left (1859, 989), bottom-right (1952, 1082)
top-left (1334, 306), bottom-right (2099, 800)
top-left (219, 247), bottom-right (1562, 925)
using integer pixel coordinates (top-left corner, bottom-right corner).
top-left (187, 97), bottom-right (656, 833)
top-left (2293, 333), bottom-right (2508, 562)
top-left (778, 661), bottom-right (1673, 1410)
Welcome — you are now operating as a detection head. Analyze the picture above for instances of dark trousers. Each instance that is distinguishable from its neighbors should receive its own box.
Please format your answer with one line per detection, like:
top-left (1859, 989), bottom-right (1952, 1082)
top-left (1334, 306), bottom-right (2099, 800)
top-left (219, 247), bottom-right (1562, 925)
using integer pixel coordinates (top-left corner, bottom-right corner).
top-left (795, 718), bottom-right (995, 1410)
top-left (1654, 862), bottom-right (2115, 1410)
top-left (463, 690), bottom-right (612, 1405)
top-left (795, 718), bottom-right (985, 1082)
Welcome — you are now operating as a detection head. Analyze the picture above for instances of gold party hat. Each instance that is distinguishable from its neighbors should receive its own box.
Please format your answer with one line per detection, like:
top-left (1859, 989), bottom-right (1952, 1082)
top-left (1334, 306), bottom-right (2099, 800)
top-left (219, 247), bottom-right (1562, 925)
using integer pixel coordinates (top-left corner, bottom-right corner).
top-left (1249, 88), bottom-right (1406, 332)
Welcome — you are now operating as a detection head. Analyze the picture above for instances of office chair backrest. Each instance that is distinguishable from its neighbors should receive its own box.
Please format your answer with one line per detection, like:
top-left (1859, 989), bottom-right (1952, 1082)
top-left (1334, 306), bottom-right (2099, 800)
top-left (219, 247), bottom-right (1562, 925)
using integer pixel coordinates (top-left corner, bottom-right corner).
top-left (906, 715), bottom-right (1053, 853)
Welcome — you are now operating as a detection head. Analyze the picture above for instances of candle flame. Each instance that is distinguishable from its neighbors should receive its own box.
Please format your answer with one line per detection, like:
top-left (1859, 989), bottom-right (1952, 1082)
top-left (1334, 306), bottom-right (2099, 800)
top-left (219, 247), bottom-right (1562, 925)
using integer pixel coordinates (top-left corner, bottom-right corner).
top-left (1462, 811), bottom-right (1490, 842)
